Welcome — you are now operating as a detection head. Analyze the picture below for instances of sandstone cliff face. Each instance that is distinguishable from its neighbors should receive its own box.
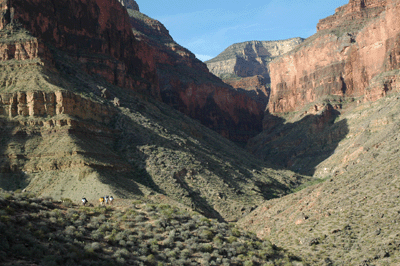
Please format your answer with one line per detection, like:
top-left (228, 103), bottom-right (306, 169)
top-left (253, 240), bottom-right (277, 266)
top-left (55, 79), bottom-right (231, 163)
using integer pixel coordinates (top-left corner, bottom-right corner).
top-left (0, 0), bottom-right (305, 221)
top-left (0, 91), bottom-right (115, 122)
top-left (127, 8), bottom-right (266, 141)
top-left (269, 0), bottom-right (400, 113)
top-left (224, 75), bottom-right (270, 107)
top-left (0, 0), bottom-right (158, 97)
top-left (0, 0), bottom-right (266, 142)
top-left (206, 38), bottom-right (304, 82)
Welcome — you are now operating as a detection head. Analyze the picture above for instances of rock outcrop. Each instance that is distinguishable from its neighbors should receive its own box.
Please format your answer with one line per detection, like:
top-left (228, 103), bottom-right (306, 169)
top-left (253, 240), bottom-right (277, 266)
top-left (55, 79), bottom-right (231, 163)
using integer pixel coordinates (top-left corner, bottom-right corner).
top-left (0, 0), bottom-right (158, 96)
top-left (224, 75), bottom-right (270, 108)
top-left (117, 0), bottom-right (139, 11)
top-left (0, 91), bottom-right (115, 122)
top-left (268, 0), bottom-right (400, 113)
top-left (0, 0), bottom-right (307, 221)
top-left (0, 0), bottom-right (267, 142)
top-left (205, 38), bottom-right (304, 82)
top-left (127, 7), bottom-right (266, 142)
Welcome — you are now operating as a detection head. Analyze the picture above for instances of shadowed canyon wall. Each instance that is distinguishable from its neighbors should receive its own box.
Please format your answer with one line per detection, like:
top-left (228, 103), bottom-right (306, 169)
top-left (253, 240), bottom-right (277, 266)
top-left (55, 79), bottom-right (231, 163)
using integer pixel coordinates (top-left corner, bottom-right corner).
top-left (127, 7), bottom-right (266, 141)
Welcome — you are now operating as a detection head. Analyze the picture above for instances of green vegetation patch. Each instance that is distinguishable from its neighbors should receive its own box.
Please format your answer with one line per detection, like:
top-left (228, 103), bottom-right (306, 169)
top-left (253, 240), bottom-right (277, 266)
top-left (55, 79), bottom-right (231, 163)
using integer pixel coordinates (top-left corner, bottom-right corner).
top-left (0, 190), bottom-right (303, 266)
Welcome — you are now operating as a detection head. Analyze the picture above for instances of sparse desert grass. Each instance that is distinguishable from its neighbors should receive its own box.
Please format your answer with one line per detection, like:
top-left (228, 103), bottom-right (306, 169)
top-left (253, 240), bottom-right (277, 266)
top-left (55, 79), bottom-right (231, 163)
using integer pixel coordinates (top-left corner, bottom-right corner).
top-left (0, 189), bottom-right (303, 266)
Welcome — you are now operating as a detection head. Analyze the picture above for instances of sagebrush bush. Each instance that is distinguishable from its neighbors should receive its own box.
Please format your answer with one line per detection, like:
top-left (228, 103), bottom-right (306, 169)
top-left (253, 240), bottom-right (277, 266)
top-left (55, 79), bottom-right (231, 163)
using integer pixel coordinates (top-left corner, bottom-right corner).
top-left (0, 190), bottom-right (301, 266)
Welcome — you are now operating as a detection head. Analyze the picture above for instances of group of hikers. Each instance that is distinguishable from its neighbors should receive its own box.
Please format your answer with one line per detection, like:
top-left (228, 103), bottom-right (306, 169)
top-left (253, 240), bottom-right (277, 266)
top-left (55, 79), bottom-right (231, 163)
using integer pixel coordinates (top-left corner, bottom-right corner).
top-left (81, 195), bottom-right (114, 206)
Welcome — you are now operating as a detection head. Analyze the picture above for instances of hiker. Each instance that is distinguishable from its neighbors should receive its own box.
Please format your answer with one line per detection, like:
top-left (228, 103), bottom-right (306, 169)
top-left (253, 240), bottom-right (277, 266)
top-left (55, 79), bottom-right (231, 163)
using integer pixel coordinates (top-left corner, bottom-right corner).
top-left (109, 196), bottom-right (114, 205)
top-left (105, 195), bottom-right (109, 204)
top-left (99, 197), bottom-right (105, 206)
top-left (82, 198), bottom-right (88, 206)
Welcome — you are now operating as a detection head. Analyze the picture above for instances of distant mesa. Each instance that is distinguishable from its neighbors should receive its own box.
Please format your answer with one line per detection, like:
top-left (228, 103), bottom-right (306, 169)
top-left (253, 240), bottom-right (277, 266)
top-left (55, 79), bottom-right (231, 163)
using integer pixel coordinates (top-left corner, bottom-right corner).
top-left (205, 38), bottom-right (304, 110)
top-left (205, 38), bottom-right (304, 83)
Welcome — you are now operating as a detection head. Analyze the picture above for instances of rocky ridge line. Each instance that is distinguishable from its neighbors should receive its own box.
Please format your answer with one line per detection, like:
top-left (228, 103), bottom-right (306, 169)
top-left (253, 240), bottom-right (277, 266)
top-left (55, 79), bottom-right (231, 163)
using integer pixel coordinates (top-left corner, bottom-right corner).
top-left (206, 38), bottom-right (304, 82)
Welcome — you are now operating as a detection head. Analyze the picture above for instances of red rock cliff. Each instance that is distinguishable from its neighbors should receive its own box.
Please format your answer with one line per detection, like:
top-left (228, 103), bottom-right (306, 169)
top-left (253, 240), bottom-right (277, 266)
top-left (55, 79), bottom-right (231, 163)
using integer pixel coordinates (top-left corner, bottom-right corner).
top-left (269, 0), bottom-right (400, 113)
top-left (127, 8), bottom-right (265, 142)
top-left (0, 0), bottom-right (158, 96)
top-left (0, 0), bottom-right (265, 142)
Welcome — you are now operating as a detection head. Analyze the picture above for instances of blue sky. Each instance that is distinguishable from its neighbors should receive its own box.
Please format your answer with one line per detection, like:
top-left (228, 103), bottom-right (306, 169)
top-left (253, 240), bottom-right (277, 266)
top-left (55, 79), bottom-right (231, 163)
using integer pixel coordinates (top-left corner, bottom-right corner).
top-left (137, 0), bottom-right (349, 61)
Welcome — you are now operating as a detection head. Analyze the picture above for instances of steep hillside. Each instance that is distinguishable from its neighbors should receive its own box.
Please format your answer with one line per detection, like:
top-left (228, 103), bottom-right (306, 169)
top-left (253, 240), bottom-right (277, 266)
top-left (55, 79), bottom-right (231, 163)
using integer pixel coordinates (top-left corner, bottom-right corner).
top-left (0, 0), bottom-right (267, 143)
top-left (248, 0), bottom-right (400, 176)
top-left (0, 190), bottom-right (303, 266)
top-left (0, 2), bottom-right (308, 222)
top-left (126, 6), bottom-right (266, 142)
top-left (241, 0), bottom-right (400, 264)
top-left (240, 92), bottom-right (400, 265)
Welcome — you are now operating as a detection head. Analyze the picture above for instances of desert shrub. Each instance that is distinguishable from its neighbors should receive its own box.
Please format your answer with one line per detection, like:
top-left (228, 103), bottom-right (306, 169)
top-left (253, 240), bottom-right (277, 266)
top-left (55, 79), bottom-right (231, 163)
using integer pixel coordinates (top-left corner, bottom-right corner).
top-left (200, 229), bottom-right (214, 240)
top-left (145, 204), bottom-right (156, 212)
top-left (137, 231), bottom-right (146, 240)
top-left (162, 237), bottom-right (174, 248)
top-left (234, 243), bottom-right (247, 255)
top-left (138, 246), bottom-right (149, 256)
top-left (244, 260), bottom-right (254, 266)
top-left (181, 248), bottom-right (191, 258)
top-left (41, 255), bottom-right (59, 266)
top-left (145, 223), bottom-right (153, 231)
top-left (154, 233), bottom-right (164, 241)
top-left (98, 223), bottom-right (111, 232)
top-left (61, 198), bottom-right (73, 207)
top-left (115, 231), bottom-right (127, 242)
top-left (19, 200), bottom-right (29, 207)
top-left (231, 227), bottom-right (241, 237)
top-left (79, 212), bottom-right (87, 221)
top-left (128, 234), bottom-right (136, 241)
top-left (146, 254), bottom-right (156, 263)
top-left (126, 221), bottom-right (135, 228)
top-left (11, 243), bottom-right (30, 257)
top-left (227, 235), bottom-right (237, 243)
top-left (166, 249), bottom-right (178, 259)
top-left (180, 230), bottom-right (190, 240)
top-left (91, 231), bottom-right (103, 241)
top-left (64, 226), bottom-right (76, 235)
top-left (135, 214), bottom-right (147, 222)
top-left (199, 243), bottom-right (213, 253)
top-left (114, 248), bottom-right (130, 258)
top-left (175, 241), bottom-right (184, 250)
top-left (49, 209), bottom-right (61, 218)
top-left (4, 206), bottom-right (15, 215)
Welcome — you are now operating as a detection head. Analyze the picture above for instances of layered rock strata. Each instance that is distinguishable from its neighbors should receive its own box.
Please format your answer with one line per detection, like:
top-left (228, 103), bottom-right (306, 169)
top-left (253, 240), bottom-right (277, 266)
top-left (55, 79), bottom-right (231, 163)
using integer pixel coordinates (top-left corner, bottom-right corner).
top-left (0, 0), bottom-right (267, 142)
top-left (206, 38), bottom-right (304, 82)
top-left (0, 0), bottom-right (306, 221)
top-left (0, 91), bottom-right (115, 122)
top-left (224, 75), bottom-right (270, 108)
top-left (269, 0), bottom-right (400, 113)
top-left (127, 8), bottom-right (266, 141)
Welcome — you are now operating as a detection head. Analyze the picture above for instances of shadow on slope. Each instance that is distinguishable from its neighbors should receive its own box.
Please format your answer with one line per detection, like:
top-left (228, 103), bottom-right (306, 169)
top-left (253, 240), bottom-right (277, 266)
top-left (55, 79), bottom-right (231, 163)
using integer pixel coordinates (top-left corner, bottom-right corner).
top-left (0, 118), bottom-right (31, 190)
top-left (0, 34), bottom-right (310, 221)
top-left (238, 93), bottom-right (400, 264)
top-left (248, 105), bottom-right (349, 176)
